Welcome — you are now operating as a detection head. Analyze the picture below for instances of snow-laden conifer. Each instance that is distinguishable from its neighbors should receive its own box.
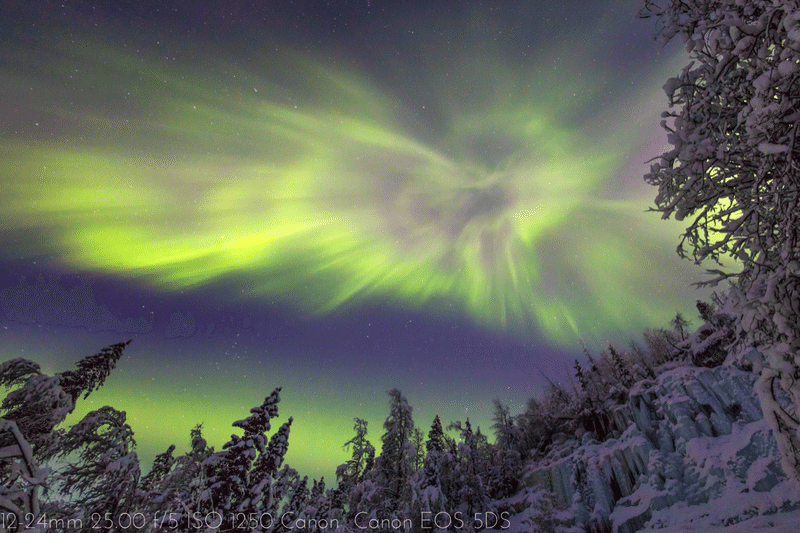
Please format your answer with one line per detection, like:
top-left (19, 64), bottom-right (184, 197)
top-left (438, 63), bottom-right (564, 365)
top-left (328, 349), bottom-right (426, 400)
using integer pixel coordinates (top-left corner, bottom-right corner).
top-left (376, 388), bottom-right (415, 505)
top-left (45, 406), bottom-right (141, 525)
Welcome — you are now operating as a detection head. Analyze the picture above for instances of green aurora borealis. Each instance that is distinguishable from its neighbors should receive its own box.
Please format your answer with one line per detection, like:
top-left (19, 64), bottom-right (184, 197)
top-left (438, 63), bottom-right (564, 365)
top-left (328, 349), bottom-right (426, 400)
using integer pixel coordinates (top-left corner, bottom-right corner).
top-left (1, 34), bottom-right (701, 346)
top-left (0, 0), bottom-right (720, 480)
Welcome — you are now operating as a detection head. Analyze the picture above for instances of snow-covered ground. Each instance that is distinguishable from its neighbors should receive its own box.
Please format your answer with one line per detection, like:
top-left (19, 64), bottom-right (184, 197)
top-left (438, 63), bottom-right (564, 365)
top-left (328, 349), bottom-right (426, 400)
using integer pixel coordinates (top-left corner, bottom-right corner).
top-left (642, 499), bottom-right (800, 532)
top-left (516, 365), bottom-right (800, 532)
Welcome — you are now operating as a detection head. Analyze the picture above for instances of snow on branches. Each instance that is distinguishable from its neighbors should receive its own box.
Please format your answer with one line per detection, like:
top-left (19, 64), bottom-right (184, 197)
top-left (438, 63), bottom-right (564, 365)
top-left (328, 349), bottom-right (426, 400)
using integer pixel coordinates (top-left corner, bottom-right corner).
top-left (641, 0), bottom-right (800, 479)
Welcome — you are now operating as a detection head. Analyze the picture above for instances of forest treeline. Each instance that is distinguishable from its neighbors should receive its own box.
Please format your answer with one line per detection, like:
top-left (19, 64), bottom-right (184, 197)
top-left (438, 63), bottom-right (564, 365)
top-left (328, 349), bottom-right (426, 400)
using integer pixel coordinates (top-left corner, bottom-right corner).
top-left (6, 0), bottom-right (800, 528)
top-left (0, 296), bottom-right (735, 533)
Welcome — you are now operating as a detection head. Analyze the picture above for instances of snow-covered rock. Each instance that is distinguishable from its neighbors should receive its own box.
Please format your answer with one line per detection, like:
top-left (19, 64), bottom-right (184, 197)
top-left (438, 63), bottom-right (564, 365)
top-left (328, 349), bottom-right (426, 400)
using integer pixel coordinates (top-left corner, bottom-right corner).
top-left (522, 365), bottom-right (800, 532)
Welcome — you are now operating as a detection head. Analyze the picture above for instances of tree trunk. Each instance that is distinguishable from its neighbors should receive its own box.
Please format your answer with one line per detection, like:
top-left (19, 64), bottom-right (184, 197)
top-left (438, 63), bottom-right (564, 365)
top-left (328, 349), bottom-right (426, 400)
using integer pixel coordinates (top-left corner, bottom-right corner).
top-left (755, 368), bottom-right (800, 480)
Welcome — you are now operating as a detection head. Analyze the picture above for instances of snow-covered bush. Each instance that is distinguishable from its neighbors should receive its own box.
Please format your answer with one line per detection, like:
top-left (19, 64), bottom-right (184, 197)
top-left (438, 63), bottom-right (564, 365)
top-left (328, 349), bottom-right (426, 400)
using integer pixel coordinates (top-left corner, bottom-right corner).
top-left (681, 300), bottom-right (736, 368)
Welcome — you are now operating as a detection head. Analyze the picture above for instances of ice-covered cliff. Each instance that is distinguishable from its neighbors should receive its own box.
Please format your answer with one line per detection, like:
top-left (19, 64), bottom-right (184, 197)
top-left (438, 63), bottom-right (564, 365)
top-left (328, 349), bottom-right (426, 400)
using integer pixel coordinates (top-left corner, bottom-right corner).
top-left (521, 364), bottom-right (800, 532)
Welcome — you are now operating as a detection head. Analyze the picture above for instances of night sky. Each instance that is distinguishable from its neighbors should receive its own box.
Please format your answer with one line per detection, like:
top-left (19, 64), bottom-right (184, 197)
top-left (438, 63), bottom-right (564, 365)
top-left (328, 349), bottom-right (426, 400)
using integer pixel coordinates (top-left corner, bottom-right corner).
top-left (0, 0), bottom-right (716, 481)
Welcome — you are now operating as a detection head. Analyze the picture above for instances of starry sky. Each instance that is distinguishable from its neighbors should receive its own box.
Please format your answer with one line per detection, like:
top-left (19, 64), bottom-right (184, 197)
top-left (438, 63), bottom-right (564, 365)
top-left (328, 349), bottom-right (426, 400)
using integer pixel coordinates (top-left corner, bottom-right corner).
top-left (0, 0), bottom-right (718, 481)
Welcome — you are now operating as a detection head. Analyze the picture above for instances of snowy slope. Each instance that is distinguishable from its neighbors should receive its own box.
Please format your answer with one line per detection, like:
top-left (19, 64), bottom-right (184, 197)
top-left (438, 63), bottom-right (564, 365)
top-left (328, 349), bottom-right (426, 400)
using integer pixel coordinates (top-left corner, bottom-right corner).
top-left (518, 365), bottom-right (800, 533)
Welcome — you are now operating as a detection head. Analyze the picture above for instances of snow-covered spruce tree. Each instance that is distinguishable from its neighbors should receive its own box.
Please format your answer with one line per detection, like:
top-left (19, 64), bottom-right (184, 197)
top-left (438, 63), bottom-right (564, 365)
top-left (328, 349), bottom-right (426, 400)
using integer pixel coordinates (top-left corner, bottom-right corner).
top-left (573, 360), bottom-right (614, 441)
top-left (641, 0), bottom-right (800, 478)
top-left (201, 386), bottom-right (297, 530)
top-left (58, 340), bottom-right (132, 406)
top-left (670, 312), bottom-right (692, 343)
top-left (609, 345), bottom-right (634, 389)
top-left (0, 341), bottom-right (133, 528)
top-left (253, 418), bottom-right (298, 520)
top-left (142, 424), bottom-right (216, 531)
top-left (516, 398), bottom-right (549, 458)
top-left (336, 418), bottom-right (374, 497)
top-left (335, 419), bottom-right (378, 525)
top-left (43, 406), bottom-right (141, 529)
top-left (411, 427), bottom-right (425, 471)
top-left (346, 390), bottom-right (416, 529)
top-left (490, 399), bottom-right (520, 453)
top-left (425, 414), bottom-right (445, 455)
top-left (0, 358), bottom-right (66, 527)
top-left (298, 477), bottom-right (343, 533)
top-left (426, 430), bottom-right (463, 517)
top-left (0, 340), bottom-right (131, 455)
top-left (401, 415), bottom-right (450, 533)
top-left (405, 465), bottom-right (448, 533)
top-left (489, 401), bottom-right (522, 499)
top-left (375, 389), bottom-right (415, 509)
top-left (140, 444), bottom-right (176, 492)
top-left (516, 380), bottom-right (584, 457)
top-left (274, 474), bottom-right (308, 533)
top-left (446, 419), bottom-right (490, 521)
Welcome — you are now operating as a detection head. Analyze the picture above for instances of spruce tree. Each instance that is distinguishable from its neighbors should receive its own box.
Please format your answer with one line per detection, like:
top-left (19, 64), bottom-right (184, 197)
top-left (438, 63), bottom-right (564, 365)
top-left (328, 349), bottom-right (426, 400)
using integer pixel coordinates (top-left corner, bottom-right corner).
top-left (0, 342), bottom-right (133, 527)
top-left (45, 406), bottom-right (141, 523)
top-left (574, 360), bottom-right (588, 396)
top-left (669, 313), bottom-right (691, 342)
top-left (426, 414), bottom-right (445, 454)
top-left (377, 389), bottom-right (415, 506)
top-left (411, 427), bottom-right (425, 471)
top-left (141, 444), bottom-right (176, 491)
top-left (145, 425), bottom-right (214, 528)
top-left (610, 345), bottom-right (634, 389)
top-left (205, 387), bottom-right (290, 518)
top-left (0, 340), bottom-right (132, 454)
top-left (58, 339), bottom-right (132, 404)
top-left (696, 299), bottom-right (715, 322)
top-left (276, 475), bottom-right (308, 533)
top-left (491, 399), bottom-right (522, 454)
top-left (337, 418), bottom-right (374, 491)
